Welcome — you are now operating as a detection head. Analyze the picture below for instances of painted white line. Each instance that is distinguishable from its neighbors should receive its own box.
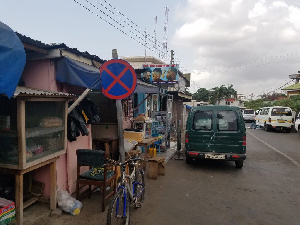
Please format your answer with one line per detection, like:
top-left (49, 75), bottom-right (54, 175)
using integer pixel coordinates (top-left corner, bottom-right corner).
top-left (247, 131), bottom-right (300, 168)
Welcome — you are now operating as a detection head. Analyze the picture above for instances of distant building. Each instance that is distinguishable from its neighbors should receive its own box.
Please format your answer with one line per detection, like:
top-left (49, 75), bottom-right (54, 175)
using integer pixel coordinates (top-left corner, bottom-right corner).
top-left (282, 72), bottom-right (300, 97)
top-left (218, 94), bottom-right (245, 107)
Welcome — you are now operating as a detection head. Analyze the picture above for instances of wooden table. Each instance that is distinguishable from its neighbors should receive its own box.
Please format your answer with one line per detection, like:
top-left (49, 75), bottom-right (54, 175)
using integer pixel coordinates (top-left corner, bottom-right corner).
top-left (0, 157), bottom-right (58, 225)
top-left (136, 137), bottom-right (159, 169)
top-left (92, 138), bottom-right (119, 160)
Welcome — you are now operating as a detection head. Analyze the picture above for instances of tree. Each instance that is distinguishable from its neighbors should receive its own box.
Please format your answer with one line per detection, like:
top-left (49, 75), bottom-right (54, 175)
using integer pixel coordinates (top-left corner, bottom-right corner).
top-left (210, 85), bottom-right (237, 105)
top-left (192, 88), bottom-right (210, 102)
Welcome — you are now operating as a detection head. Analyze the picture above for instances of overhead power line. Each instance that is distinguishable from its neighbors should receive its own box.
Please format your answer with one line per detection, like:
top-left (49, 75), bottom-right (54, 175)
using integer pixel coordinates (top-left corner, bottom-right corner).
top-left (72, 0), bottom-right (170, 62)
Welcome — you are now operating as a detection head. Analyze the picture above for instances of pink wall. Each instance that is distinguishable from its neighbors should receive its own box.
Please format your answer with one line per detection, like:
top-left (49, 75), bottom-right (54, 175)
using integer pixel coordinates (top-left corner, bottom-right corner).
top-left (22, 59), bottom-right (92, 196)
top-left (22, 59), bottom-right (57, 92)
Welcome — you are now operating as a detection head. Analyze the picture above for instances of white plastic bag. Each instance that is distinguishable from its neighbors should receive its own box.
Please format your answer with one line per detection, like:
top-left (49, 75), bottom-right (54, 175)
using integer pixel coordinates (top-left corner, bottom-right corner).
top-left (124, 139), bottom-right (138, 152)
top-left (57, 189), bottom-right (82, 215)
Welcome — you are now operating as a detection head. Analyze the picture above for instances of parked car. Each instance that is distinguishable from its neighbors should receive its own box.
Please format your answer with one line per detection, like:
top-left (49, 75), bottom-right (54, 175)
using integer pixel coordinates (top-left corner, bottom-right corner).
top-left (185, 105), bottom-right (246, 168)
top-left (255, 106), bottom-right (294, 132)
top-left (242, 108), bottom-right (256, 122)
top-left (295, 113), bottom-right (300, 136)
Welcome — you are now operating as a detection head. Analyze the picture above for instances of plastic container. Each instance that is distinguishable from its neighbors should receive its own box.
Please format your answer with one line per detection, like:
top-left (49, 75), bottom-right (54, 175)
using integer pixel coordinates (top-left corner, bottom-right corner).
top-left (149, 147), bottom-right (156, 157)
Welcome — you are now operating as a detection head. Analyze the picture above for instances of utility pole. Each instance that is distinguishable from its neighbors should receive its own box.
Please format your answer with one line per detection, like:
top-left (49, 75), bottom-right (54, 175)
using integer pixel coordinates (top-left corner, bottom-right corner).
top-left (170, 50), bottom-right (174, 65)
top-left (249, 93), bottom-right (254, 101)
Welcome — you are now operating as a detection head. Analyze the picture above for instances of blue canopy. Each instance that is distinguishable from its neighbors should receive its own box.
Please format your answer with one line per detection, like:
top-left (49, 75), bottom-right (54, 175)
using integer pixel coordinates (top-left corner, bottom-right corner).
top-left (0, 21), bottom-right (26, 98)
top-left (56, 57), bottom-right (101, 89)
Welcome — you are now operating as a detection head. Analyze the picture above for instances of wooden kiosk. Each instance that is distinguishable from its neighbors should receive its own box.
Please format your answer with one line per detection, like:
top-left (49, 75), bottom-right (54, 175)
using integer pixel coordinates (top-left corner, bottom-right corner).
top-left (0, 88), bottom-right (70, 224)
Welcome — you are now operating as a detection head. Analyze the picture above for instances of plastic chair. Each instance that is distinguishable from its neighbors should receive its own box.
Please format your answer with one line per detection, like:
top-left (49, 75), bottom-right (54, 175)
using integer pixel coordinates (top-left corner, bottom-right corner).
top-left (76, 149), bottom-right (116, 212)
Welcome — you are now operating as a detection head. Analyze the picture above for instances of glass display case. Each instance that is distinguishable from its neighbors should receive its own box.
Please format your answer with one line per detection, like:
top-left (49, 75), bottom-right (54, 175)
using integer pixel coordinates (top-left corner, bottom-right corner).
top-left (0, 96), bottom-right (68, 170)
top-left (133, 121), bottom-right (153, 139)
top-left (152, 111), bottom-right (171, 149)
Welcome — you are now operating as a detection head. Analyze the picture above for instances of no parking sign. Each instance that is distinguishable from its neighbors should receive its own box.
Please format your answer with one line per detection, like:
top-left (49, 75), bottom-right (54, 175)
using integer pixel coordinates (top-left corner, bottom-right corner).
top-left (100, 59), bottom-right (137, 100)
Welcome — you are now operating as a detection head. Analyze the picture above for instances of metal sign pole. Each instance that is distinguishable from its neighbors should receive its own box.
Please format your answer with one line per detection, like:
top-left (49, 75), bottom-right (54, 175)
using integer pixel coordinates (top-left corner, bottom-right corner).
top-left (112, 49), bottom-right (125, 163)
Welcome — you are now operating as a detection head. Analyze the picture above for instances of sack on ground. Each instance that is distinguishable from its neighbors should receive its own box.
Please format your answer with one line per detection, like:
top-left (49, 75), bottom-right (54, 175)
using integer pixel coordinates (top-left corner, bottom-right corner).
top-left (57, 189), bottom-right (82, 216)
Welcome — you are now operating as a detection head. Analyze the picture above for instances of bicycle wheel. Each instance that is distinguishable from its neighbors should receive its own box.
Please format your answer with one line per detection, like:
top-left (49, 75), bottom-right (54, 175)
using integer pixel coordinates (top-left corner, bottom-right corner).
top-left (107, 188), bottom-right (130, 225)
top-left (134, 169), bottom-right (145, 203)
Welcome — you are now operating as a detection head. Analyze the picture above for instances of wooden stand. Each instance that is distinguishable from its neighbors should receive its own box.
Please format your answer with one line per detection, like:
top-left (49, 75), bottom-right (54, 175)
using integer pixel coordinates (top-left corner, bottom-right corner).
top-left (148, 156), bottom-right (165, 180)
top-left (0, 158), bottom-right (58, 225)
top-left (136, 137), bottom-right (159, 170)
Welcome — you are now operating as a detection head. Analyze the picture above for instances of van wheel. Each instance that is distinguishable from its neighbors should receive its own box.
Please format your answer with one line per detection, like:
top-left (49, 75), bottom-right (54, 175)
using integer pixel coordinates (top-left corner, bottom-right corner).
top-left (235, 160), bottom-right (243, 168)
top-left (186, 156), bottom-right (193, 164)
top-left (264, 123), bottom-right (270, 132)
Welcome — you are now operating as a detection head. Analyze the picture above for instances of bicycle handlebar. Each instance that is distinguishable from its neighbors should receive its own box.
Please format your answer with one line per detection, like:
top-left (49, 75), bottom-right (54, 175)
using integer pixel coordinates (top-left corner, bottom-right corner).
top-left (105, 157), bottom-right (142, 167)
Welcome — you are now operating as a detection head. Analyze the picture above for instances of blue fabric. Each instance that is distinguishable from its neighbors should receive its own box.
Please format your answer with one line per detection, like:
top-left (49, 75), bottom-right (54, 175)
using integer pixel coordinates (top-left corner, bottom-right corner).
top-left (80, 168), bottom-right (115, 181)
top-left (0, 21), bottom-right (26, 98)
top-left (56, 57), bottom-right (101, 89)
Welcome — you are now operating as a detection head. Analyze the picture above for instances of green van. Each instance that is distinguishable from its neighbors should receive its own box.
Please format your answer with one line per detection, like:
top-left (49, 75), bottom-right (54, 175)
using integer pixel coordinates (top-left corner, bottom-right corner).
top-left (185, 105), bottom-right (246, 168)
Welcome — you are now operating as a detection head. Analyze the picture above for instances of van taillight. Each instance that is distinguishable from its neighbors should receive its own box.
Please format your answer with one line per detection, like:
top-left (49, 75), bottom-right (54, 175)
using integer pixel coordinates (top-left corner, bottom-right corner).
top-left (243, 136), bottom-right (246, 146)
top-left (268, 117), bottom-right (271, 123)
top-left (185, 134), bottom-right (189, 143)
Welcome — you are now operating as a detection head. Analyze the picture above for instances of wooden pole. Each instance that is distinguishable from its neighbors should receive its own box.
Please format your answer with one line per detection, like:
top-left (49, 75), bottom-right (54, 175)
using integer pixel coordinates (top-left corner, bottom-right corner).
top-left (112, 49), bottom-right (125, 163)
top-left (67, 88), bottom-right (90, 114)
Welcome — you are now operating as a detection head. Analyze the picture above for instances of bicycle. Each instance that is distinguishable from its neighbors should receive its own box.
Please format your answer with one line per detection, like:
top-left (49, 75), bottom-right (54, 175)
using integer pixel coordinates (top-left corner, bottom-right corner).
top-left (106, 156), bottom-right (145, 225)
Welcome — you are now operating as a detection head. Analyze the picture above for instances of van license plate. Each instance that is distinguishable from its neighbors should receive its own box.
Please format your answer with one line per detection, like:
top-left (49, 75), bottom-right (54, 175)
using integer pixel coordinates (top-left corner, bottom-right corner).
top-left (277, 120), bottom-right (285, 123)
top-left (205, 154), bottom-right (225, 159)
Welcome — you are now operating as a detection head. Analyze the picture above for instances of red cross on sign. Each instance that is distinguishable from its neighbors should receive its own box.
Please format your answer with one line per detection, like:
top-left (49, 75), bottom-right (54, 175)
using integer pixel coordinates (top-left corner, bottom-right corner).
top-left (100, 59), bottom-right (137, 100)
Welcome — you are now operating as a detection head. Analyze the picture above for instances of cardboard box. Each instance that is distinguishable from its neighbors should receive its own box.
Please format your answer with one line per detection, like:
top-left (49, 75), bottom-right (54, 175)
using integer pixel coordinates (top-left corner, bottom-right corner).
top-left (124, 131), bottom-right (144, 142)
top-left (0, 198), bottom-right (15, 225)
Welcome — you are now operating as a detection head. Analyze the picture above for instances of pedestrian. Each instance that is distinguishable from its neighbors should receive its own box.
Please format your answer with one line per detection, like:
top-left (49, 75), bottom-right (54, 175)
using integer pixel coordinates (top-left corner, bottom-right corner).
top-left (250, 120), bottom-right (256, 129)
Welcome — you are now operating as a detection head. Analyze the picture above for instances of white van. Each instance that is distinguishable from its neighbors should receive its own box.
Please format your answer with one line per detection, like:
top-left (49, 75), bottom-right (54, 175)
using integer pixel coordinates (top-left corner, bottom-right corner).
top-left (255, 106), bottom-right (294, 133)
top-left (295, 113), bottom-right (300, 136)
top-left (242, 109), bottom-right (256, 122)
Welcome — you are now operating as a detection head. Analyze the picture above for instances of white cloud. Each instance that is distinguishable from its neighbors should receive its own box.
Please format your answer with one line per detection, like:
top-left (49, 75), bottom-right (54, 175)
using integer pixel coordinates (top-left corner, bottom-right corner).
top-left (171, 0), bottom-right (300, 97)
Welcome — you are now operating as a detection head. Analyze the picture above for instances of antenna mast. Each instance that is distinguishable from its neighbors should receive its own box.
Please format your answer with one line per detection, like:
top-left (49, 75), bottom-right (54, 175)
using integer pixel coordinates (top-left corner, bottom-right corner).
top-left (163, 6), bottom-right (169, 60)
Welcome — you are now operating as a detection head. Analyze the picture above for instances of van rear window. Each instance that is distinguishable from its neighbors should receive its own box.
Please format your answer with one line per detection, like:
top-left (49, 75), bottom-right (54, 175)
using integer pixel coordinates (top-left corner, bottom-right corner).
top-left (193, 111), bottom-right (212, 131)
top-left (243, 110), bottom-right (254, 114)
top-left (217, 111), bottom-right (238, 131)
top-left (271, 108), bottom-right (292, 116)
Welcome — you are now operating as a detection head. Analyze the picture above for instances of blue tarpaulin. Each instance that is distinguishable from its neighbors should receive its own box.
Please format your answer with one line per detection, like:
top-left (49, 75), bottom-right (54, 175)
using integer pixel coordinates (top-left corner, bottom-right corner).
top-left (56, 57), bottom-right (101, 89)
top-left (0, 21), bottom-right (26, 98)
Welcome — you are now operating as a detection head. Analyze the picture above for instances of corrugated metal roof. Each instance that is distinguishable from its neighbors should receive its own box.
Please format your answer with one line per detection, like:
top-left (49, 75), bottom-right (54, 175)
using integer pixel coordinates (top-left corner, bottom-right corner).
top-left (16, 32), bottom-right (105, 63)
top-left (13, 86), bottom-right (75, 98)
top-left (282, 83), bottom-right (300, 90)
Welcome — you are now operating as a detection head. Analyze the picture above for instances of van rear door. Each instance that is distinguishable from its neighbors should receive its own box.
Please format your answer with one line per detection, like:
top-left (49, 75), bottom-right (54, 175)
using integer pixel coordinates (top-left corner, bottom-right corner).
top-left (213, 110), bottom-right (245, 154)
top-left (187, 110), bottom-right (215, 152)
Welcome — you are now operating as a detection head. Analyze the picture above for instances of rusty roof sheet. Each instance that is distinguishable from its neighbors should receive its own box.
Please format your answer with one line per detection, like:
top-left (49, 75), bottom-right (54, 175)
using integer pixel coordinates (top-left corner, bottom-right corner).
top-left (13, 86), bottom-right (75, 98)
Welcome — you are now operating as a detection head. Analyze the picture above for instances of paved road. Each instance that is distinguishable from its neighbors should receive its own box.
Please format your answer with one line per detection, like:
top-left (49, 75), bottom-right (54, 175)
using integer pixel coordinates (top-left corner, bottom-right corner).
top-left (129, 128), bottom-right (300, 225)
top-left (28, 128), bottom-right (300, 225)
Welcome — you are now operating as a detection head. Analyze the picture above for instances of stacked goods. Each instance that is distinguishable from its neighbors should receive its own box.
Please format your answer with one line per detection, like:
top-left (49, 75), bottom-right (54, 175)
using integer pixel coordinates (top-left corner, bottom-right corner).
top-left (0, 198), bottom-right (15, 225)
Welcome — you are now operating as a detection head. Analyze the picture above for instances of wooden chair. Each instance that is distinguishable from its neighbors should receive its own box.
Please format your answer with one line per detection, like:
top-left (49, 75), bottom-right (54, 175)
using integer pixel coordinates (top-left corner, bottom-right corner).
top-left (76, 149), bottom-right (116, 212)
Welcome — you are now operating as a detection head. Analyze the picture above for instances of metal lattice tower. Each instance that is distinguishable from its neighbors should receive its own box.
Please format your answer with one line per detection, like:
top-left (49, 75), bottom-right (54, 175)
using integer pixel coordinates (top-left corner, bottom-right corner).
top-left (154, 16), bottom-right (157, 50)
top-left (163, 6), bottom-right (169, 59)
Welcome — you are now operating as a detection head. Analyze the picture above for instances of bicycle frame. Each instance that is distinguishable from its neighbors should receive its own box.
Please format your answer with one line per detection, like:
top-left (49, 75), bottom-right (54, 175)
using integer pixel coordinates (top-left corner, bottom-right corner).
top-left (116, 160), bottom-right (145, 217)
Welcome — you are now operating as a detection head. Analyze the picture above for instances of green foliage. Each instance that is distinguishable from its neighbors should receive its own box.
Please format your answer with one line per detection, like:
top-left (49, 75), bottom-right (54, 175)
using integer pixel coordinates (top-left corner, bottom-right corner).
top-left (192, 88), bottom-right (210, 102)
top-left (274, 95), bottom-right (300, 113)
top-left (245, 95), bottom-right (300, 113)
top-left (192, 85), bottom-right (237, 105)
top-left (244, 99), bottom-right (264, 110)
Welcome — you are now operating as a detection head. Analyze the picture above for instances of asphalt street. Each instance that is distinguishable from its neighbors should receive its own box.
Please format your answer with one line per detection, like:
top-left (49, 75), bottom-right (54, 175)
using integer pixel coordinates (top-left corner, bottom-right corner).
top-left (22, 127), bottom-right (300, 225)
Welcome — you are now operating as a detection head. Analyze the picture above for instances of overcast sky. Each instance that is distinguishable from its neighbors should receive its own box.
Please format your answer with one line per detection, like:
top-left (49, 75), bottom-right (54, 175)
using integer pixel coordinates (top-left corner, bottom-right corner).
top-left (1, 0), bottom-right (300, 99)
